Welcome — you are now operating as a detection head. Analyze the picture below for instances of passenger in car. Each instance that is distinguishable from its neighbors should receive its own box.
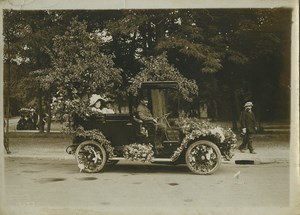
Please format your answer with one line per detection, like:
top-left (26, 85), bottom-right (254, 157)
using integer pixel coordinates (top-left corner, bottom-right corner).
top-left (101, 100), bottom-right (115, 114)
top-left (89, 94), bottom-right (114, 114)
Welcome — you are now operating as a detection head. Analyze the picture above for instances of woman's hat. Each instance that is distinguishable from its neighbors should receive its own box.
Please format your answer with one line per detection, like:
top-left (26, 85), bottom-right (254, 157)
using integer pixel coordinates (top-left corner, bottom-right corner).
top-left (89, 94), bottom-right (107, 106)
top-left (244, 102), bottom-right (254, 107)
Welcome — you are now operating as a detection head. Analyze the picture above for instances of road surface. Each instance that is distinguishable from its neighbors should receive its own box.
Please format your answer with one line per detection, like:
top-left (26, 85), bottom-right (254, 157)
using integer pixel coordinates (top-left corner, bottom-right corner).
top-left (2, 157), bottom-right (292, 215)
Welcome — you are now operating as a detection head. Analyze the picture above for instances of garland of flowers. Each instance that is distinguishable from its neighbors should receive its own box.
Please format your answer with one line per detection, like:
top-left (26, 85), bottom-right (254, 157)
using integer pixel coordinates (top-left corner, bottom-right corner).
top-left (74, 127), bottom-right (115, 158)
top-left (171, 117), bottom-right (237, 161)
top-left (123, 143), bottom-right (154, 162)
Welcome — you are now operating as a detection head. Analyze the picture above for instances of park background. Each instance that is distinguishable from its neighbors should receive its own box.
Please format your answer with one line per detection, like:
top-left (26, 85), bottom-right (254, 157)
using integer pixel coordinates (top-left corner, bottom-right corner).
top-left (3, 8), bottom-right (291, 132)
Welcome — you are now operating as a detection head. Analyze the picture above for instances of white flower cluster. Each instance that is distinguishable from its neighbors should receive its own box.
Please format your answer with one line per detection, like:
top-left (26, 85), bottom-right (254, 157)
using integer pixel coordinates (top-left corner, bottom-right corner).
top-left (123, 143), bottom-right (154, 162)
top-left (171, 117), bottom-right (237, 161)
top-left (208, 127), bottom-right (225, 143)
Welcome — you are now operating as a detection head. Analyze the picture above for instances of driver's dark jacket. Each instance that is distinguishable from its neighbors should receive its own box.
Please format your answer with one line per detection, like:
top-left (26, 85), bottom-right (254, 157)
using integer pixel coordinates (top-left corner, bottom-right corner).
top-left (137, 104), bottom-right (154, 121)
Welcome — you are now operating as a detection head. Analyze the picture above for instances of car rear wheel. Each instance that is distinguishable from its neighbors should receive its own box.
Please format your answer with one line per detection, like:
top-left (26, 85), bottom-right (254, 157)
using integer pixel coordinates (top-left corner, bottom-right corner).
top-left (185, 140), bottom-right (221, 175)
top-left (75, 140), bottom-right (107, 173)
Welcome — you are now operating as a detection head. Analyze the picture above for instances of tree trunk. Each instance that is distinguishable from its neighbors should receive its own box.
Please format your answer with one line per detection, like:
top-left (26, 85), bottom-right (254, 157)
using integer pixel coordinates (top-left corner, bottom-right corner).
top-left (231, 103), bottom-right (238, 131)
top-left (234, 90), bottom-right (241, 130)
top-left (230, 87), bottom-right (238, 131)
top-left (37, 88), bottom-right (44, 133)
top-left (4, 41), bottom-right (11, 153)
top-left (46, 95), bottom-right (51, 133)
top-left (212, 99), bottom-right (219, 120)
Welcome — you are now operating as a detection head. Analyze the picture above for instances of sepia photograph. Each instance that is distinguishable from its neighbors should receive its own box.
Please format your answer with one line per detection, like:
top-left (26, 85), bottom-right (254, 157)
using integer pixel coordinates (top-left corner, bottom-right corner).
top-left (0, 0), bottom-right (299, 215)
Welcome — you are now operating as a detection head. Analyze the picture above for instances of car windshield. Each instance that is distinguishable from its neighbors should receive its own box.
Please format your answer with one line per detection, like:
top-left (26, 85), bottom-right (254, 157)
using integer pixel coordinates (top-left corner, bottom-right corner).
top-left (141, 88), bottom-right (179, 120)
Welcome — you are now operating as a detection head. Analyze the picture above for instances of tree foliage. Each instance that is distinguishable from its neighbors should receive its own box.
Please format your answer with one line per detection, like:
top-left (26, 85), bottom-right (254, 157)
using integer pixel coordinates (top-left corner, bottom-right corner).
top-left (37, 19), bottom-right (122, 121)
top-left (129, 52), bottom-right (198, 101)
top-left (3, 8), bottom-right (291, 124)
top-left (106, 10), bottom-right (224, 74)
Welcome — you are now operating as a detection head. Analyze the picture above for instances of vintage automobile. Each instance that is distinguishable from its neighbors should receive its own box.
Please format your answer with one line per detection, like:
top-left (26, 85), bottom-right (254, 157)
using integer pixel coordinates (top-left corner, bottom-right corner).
top-left (66, 81), bottom-right (236, 175)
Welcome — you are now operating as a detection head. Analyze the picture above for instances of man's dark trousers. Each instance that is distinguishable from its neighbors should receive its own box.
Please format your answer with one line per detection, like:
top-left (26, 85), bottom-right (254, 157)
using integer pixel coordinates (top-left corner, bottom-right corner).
top-left (239, 132), bottom-right (254, 152)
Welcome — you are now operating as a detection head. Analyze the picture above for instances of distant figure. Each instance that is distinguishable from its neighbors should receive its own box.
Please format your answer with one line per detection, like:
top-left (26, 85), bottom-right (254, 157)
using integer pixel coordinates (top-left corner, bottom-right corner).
top-left (238, 101), bottom-right (258, 154)
top-left (24, 116), bottom-right (36, 130)
top-left (38, 113), bottom-right (47, 132)
top-left (189, 109), bottom-right (199, 118)
top-left (30, 108), bottom-right (38, 129)
top-left (199, 103), bottom-right (208, 118)
top-left (17, 115), bottom-right (26, 130)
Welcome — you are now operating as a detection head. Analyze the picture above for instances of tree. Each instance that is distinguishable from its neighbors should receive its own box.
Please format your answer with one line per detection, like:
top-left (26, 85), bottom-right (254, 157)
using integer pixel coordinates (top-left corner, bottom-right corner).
top-left (38, 19), bottom-right (122, 122)
top-left (105, 10), bottom-right (228, 119)
top-left (106, 10), bottom-right (224, 73)
top-left (3, 10), bottom-right (69, 132)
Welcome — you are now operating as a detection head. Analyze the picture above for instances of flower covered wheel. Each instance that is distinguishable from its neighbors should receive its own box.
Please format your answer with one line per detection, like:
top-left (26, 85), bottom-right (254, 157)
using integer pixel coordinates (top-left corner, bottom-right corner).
top-left (185, 140), bottom-right (222, 175)
top-left (75, 140), bottom-right (107, 173)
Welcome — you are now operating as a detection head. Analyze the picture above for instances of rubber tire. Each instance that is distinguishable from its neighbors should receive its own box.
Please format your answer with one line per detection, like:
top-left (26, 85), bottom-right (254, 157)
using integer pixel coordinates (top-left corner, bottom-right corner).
top-left (185, 140), bottom-right (222, 175)
top-left (75, 140), bottom-right (107, 173)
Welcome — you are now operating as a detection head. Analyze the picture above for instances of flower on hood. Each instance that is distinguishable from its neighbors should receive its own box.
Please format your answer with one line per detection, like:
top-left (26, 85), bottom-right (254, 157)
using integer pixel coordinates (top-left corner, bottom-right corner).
top-left (209, 127), bottom-right (225, 143)
top-left (171, 116), bottom-right (237, 161)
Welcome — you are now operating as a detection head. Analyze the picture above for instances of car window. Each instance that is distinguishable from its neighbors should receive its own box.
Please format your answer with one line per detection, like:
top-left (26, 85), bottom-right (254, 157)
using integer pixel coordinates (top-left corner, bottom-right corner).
top-left (111, 97), bottom-right (130, 114)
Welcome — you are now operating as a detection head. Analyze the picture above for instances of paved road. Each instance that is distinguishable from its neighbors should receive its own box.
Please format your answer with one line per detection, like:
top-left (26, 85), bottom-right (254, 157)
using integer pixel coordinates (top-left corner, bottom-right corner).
top-left (2, 157), bottom-right (293, 215)
top-left (2, 130), bottom-right (297, 215)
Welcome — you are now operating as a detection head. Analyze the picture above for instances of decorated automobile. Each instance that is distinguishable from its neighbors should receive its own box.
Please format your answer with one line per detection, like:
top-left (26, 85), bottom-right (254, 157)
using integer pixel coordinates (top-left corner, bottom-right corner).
top-left (66, 81), bottom-right (237, 175)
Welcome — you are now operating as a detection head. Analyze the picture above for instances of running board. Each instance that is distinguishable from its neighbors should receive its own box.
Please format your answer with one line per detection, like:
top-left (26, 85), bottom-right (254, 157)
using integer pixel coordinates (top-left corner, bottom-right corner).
top-left (110, 157), bottom-right (125, 160)
top-left (109, 157), bottom-right (173, 162)
top-left (151, 158), bottom-right (173, 162)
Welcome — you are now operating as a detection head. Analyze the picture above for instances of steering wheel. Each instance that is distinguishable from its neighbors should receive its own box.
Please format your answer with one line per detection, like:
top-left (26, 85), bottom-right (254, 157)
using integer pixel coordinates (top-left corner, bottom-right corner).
top-left (155, 112), bottom-right (172, 128)
top-left (156, 112), bottom-right (171, 120)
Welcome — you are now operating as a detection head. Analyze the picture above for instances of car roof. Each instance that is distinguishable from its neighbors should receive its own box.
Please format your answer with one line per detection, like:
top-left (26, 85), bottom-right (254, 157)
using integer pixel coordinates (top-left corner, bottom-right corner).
top-left (141, 81), bottom-right (179, 89)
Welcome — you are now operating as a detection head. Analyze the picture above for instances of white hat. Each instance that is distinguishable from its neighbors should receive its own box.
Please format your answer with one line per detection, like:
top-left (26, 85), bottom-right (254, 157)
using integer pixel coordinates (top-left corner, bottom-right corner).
top-left (244, 102), bottom-right (254, 107)
top-left (89, 94), bottom-right (106, 106)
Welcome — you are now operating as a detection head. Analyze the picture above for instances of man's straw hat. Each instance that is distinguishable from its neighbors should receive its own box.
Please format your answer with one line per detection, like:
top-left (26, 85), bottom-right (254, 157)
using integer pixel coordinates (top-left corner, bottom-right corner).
top-left (244, 101), bottom-right (254, 107)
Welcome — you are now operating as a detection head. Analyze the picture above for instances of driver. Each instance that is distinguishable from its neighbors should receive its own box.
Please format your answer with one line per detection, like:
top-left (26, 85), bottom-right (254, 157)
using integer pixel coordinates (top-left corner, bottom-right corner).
top-left (137, 97), bottom-right (165, 150)
top-left (137, 97), bottom-right (157, 123)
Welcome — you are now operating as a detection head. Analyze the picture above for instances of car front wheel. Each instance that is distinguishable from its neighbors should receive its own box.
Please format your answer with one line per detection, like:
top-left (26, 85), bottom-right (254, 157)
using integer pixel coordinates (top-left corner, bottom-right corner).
top-left (185, 140), bottom-right (221, 175)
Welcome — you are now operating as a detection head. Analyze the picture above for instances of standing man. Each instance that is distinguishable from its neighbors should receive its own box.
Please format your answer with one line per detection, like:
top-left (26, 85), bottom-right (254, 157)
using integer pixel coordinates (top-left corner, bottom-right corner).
top-left (238, 101), bottom-right (257, 154)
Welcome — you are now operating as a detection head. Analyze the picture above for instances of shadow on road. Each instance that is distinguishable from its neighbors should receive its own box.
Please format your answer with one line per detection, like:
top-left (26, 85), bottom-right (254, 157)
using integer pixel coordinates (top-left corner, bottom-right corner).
top-left (104, 163), bottom-right (189, 174)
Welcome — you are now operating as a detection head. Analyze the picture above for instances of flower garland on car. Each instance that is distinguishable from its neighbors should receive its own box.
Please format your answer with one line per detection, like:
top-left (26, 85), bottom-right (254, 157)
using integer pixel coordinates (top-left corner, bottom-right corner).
top-left (74, 127), bottom-right (114, 158)
top-left (123, 143), bottom-right (154, 162)
top-left (171, 117), bottom-right (237, 161)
